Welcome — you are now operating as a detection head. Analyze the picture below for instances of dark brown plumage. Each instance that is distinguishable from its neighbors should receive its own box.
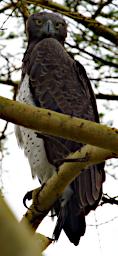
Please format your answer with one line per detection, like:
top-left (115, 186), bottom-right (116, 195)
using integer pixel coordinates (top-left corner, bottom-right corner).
top-left (16, 12), bottom-right (105, 245)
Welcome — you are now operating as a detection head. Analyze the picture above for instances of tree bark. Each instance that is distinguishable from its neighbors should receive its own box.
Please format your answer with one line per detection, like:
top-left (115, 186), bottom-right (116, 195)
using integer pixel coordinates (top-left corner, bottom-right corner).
top-left (0, 96), bottom-right (118, 154)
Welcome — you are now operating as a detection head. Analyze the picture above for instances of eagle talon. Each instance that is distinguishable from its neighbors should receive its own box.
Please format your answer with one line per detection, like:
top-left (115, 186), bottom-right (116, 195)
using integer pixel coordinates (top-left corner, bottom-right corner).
top-left (23, 184), bottom-right (46, 209)
top-left (23, 190), bottom-right (33, 209)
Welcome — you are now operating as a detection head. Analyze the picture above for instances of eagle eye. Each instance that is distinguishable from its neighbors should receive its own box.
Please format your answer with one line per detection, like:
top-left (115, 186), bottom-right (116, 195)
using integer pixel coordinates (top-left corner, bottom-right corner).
top-left (55, 22), bottom-right (60, 28)
top-left (35, 19), bottom-right (42, 25)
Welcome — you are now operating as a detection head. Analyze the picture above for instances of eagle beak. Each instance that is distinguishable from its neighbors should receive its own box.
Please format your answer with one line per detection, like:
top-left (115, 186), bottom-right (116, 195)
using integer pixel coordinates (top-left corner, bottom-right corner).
top-left (44, 19), bottom-right (55, 35)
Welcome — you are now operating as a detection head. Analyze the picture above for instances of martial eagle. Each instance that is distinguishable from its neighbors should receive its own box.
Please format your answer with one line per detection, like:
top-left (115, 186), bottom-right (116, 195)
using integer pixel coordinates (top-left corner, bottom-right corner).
top-left (15, 12), bottom-right (105, 246)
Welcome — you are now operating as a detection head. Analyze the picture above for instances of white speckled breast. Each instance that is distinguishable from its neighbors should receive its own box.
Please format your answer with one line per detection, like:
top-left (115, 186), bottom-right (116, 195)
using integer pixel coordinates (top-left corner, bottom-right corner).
top-left (15, 74), bottom-right (55, 183)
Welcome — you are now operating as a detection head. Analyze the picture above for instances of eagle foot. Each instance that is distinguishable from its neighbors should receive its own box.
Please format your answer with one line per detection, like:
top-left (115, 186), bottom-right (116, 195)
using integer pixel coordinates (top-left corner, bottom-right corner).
top-left (23, 190), bottom-right (33, 209)
top-left (23, 183), bottom-right (46, 209)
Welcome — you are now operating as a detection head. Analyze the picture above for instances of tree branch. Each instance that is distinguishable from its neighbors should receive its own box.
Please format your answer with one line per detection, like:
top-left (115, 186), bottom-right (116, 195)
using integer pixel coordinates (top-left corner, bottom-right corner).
top-left (0, 96), bottom-right (118, 154)
top-left (34, 233), bottom-right (53, 253)
top-left (25, 0), bottom-right (118, 45)
top-left (0, 3), bottom-right (15, 14)
top-left (18, 0), bottom-right (30, 28)
top-left (81, 49), bottom-right (118, 68)
top-left (21, 144), bottom-right (115, 230)
top-left (101, 194), bottom-right (118, 206)
top-left (66, 42), bottom-right (118, 68)
top-left (0, 193), bottom-right (43, 256)
top-left (92, 0), bottom-right (112, 19)
top-left (96, 93), bottom-right (118, 101)
top-left (0, 121), bottom-right (8, 140)
top-left (0, 79), bottom-right (18, 87)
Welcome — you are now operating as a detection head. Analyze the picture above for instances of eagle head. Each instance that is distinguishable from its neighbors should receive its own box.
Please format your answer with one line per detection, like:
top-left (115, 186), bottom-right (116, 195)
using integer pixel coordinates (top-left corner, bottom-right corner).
top-left (26, 12), bottom-right (67, 45)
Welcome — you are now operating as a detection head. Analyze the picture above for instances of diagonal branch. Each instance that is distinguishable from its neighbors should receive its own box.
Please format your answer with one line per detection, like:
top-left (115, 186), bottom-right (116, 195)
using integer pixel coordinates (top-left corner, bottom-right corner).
top-left (0, 96), bottom-right (118, 154)
top-left (21, 144), bottom-right (116, 230)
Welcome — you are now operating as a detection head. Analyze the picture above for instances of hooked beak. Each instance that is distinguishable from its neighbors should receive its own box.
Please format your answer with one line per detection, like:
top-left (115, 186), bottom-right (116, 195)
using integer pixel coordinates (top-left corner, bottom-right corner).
top-left (43, 19), bottom-right (55, 36)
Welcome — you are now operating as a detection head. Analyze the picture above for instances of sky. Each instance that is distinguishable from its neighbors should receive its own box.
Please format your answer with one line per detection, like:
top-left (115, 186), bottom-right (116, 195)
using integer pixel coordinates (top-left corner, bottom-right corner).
top-left (0, 1), bottom-right (118, 256)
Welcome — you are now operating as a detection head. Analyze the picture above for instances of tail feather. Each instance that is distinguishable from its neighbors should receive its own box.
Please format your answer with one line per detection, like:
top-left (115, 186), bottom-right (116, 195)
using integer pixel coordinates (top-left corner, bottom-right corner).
top-left (52, 163), bottom-right (104, 245)
top-left (53, 206), bottom-right (67, 241)
top-left (53, 197), bottom-right (86, 246)
top-left (63, 211), bottom-right (86, 246)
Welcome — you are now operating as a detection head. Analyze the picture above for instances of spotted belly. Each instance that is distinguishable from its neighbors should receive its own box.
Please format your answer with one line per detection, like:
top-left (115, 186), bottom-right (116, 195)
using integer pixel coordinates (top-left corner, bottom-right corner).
top-left (15, 74), bottom-right (55, 183)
